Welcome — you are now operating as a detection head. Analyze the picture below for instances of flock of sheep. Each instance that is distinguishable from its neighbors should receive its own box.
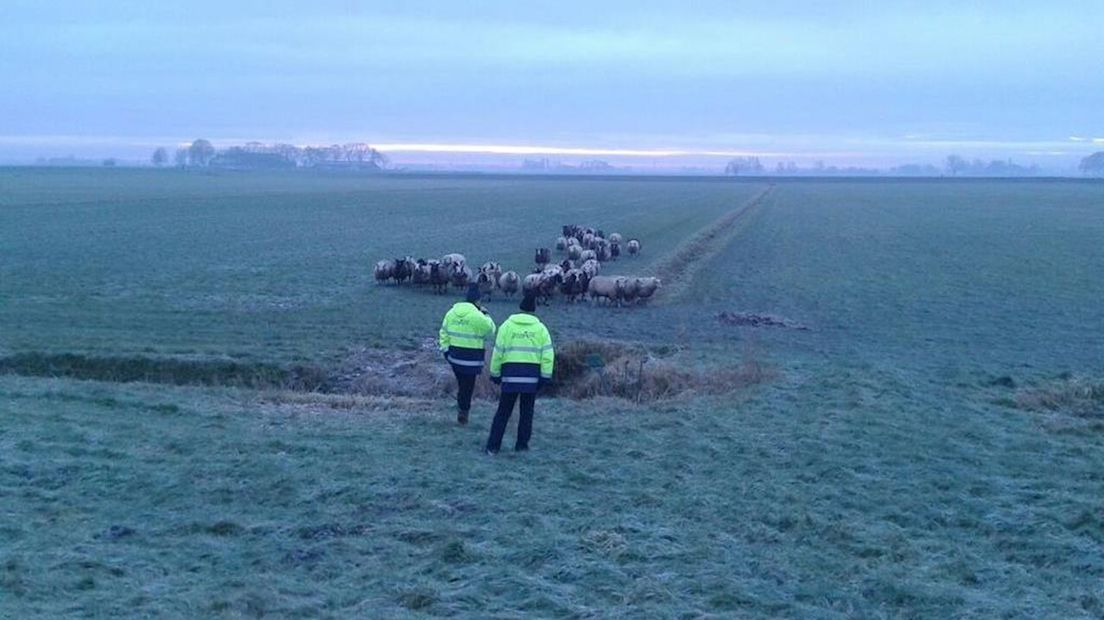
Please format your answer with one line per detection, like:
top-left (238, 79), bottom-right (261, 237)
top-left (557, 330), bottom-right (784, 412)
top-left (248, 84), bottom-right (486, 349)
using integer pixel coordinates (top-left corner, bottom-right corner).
top-left (373, 224), bottom-right (660, 307)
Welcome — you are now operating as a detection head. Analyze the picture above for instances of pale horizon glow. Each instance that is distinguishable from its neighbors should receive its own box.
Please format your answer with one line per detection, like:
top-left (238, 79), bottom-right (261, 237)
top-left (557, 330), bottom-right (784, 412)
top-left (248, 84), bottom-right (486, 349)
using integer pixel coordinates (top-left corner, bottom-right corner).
top-left (372, 143), bottom-right (769, 158)
top-left (0, 133), bottom-right (1094, 169)
top-left (1, 2), bottom-right (1101, 170)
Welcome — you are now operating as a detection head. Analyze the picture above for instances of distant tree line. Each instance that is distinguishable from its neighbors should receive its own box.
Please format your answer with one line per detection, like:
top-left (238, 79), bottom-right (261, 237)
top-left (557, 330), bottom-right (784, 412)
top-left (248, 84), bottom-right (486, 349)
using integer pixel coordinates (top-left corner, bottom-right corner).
top-left (723, 154), bottom-right (1052, 177)
top-left (943, 155), bottom-right (1039, 177)
top-left (521, 158), bottom-right (616, 173)
top-left (731, 158), bottom-right (881, 177)
top-left (724, 156), bottom-right (764, 176)
top-left (887, 163), bottom-right (941, 176)
top-left (152, 139), bottom-right (388, 170)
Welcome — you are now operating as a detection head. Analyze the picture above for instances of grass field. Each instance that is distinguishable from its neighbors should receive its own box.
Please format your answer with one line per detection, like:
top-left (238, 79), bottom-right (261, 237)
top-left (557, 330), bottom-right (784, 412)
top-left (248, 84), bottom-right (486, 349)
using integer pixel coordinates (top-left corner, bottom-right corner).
top-left (2, 169), bottom-right (1104, 617)
top-left (0, 168), bottom-right (764, 363)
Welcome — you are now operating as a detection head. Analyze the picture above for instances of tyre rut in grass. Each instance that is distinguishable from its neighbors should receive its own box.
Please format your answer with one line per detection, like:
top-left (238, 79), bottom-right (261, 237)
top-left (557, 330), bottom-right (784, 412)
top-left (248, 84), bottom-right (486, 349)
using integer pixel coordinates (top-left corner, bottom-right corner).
top-left (651, 185), bottom-right (773, 302)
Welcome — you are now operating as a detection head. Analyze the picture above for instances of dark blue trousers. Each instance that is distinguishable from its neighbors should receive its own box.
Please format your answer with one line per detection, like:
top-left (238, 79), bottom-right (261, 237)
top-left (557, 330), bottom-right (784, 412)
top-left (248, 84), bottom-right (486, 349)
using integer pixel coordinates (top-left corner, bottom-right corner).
top-left (485, 392), bottom-right (536, 453)
top-left (453, 370), bottom-right (476, 413)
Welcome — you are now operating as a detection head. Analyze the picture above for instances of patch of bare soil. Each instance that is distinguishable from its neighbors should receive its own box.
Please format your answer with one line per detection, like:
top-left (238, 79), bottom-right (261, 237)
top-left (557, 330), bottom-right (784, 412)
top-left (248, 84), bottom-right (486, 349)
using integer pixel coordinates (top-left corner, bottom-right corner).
top-left (717, 311), bottom-right (809, 331)
top-left (327, 339), bottom-right (499, 400)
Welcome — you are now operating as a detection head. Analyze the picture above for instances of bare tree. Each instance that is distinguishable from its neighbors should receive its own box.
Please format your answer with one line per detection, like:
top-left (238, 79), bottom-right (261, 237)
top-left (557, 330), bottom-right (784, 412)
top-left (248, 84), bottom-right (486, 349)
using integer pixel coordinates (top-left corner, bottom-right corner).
top-left (343, 143), bottom-right (371, 163)
top-left (340, 143), bottom-right (388, 168)
top-left (151, 147), bottom-right (168, 167)
top-left (944, 154), bottom-right (968, 177)
top-left (369, 148), bottom-right (388, 169)
top-left (174, 148), bottom-right (188, 167)
top-left (272, 143), bottom-right (302, 166)
top-left (188, 139), bottom-right (215, 167)
top-left (302, 146), bottom-right (326, 167)
top-left (725, 156), bottom-right (764, 176)
top-left (1079, 152), bottom-right (1104, 177)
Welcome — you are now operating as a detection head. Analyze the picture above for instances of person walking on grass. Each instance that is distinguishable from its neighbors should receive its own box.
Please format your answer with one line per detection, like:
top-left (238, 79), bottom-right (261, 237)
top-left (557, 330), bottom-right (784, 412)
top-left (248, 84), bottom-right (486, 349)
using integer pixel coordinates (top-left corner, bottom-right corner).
top-left (486, 293), bottom-right (554, 454)
top-left (439, 283), bottom-right (496, 425)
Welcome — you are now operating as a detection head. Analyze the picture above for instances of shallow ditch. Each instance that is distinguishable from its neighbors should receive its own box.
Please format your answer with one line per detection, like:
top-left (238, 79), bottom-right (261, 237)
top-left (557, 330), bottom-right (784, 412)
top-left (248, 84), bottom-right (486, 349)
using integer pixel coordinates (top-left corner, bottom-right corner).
top-left (0, 340), bottom-right (773, 403)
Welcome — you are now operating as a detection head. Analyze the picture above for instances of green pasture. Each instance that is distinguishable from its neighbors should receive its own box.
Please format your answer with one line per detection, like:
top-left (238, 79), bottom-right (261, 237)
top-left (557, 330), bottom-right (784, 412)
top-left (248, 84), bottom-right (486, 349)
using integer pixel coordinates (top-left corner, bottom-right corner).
top-left (2, 170), bottom-right (1103, 617)
top-left (0, 168), bottom-right (763, 363)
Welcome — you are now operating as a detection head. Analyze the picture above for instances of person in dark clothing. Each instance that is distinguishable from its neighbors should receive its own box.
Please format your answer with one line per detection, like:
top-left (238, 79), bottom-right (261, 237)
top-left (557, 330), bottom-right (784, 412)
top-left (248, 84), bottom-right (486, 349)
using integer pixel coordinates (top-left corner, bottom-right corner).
top-left (439, 283), bottom-right (496, 424)
top-left (485, 293), bottom-right (554, 453)
top-left (454, 373), bottom-right (477, 423)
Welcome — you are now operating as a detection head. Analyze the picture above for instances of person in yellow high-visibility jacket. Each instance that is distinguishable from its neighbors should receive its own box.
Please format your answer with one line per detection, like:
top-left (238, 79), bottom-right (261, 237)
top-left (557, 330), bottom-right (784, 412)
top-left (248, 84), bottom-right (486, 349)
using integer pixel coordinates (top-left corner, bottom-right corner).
top-left (485, 293), bottom-right (554, 453)
top-left (439, 283), bottom-right (496, 425)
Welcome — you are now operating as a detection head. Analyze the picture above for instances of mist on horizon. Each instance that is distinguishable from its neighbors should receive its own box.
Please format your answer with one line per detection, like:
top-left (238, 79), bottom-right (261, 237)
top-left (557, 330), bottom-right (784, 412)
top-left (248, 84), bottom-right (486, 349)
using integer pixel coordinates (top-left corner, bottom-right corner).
top-left (1, 1), bottom-right (1101, 172)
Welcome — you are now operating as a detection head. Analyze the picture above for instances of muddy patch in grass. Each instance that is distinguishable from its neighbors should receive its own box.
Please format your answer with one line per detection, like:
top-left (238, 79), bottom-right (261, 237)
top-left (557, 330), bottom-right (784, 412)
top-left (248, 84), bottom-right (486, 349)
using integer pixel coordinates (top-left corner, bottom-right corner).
top-left (327, 340), bottom-right (462, 398)
top-left (717, 311), bottom-right (809, 331)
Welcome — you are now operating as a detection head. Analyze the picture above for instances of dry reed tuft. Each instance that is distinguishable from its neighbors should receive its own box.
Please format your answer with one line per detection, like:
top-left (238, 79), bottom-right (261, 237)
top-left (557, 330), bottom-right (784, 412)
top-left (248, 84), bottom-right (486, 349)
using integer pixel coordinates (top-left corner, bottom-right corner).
top-left (549, 339), bottom-right (773, 401)
top-left (1013, 375), bottom-right (1104, 418)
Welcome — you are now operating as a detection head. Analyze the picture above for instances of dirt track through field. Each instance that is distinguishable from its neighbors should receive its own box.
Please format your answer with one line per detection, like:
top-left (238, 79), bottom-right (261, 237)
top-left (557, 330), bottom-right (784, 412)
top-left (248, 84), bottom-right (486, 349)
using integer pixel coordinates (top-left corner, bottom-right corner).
top-left (653, 184), bottom-right (773, 302)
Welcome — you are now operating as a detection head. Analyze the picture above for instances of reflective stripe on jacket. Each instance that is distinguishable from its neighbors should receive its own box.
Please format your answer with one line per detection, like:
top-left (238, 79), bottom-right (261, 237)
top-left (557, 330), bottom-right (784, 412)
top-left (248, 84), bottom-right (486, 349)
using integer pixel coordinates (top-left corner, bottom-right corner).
top-left (489, 313), bottom-right (554, 393)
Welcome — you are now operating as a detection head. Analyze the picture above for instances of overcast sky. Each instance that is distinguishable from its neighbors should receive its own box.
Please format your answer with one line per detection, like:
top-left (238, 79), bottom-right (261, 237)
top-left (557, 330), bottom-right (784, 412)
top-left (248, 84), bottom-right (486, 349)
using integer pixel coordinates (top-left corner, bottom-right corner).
top-left (1, 0), bottom-right (1101, 168)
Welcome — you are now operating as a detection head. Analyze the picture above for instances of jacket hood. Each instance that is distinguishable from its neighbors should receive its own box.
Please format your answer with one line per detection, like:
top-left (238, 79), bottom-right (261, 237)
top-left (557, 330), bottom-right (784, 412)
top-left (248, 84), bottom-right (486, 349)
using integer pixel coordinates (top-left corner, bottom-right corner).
top-left (452, 302), bottom-right (480, 317)
top-left (508, 312), bottom-right (540, 325)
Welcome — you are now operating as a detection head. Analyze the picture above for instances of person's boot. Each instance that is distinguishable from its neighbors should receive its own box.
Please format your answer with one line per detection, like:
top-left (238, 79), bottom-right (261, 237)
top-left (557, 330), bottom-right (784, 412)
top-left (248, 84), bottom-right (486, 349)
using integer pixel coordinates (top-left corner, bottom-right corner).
top-left (457, 409), bottom-right (469, 425)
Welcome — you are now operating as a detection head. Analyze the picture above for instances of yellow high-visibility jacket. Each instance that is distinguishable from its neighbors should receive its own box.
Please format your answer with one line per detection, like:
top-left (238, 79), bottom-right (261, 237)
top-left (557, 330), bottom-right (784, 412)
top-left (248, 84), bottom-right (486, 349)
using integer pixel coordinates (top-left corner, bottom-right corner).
top-left (489, 313), bottom-right (554, 393)
top-left (439, 302), bottom-right (496, 374)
